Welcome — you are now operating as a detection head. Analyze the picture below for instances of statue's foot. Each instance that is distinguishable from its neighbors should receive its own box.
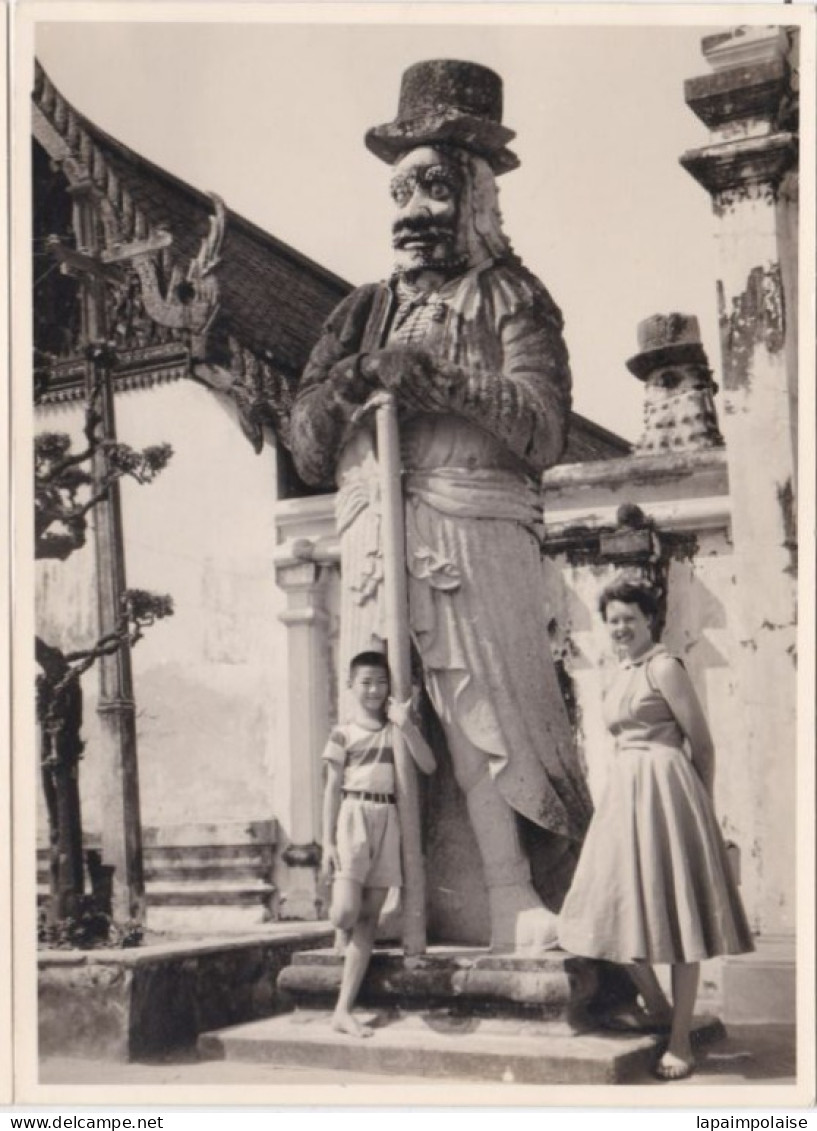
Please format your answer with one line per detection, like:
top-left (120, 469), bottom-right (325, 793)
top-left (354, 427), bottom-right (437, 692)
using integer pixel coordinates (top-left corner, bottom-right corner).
top-left (489, 883), bottom-right (560, 954)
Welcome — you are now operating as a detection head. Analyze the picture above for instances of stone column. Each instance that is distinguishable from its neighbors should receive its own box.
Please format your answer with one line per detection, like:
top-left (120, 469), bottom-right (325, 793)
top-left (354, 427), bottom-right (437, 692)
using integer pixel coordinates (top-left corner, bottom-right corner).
top-left (89, 348), bottom-right (146, 927)
top-left (67, 180), bottom-right (146, 925)
top-left (680, 27), bottom-right (798, 1017)
top-left (274, 558), bottom-right (332, 920)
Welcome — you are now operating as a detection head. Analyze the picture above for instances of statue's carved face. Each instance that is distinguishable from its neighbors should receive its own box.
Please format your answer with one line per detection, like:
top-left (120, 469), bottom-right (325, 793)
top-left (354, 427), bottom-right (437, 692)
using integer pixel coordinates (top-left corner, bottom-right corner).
top-left (390, 146), bottom-right (465, 278)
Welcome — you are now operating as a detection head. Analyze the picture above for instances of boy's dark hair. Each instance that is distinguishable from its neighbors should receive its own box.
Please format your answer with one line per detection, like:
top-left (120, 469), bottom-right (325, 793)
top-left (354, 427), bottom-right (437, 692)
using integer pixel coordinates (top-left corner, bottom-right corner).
top-left (598, 576), bottom-right (660, 624)
top-left (349, 650), bottom-right (391, 680)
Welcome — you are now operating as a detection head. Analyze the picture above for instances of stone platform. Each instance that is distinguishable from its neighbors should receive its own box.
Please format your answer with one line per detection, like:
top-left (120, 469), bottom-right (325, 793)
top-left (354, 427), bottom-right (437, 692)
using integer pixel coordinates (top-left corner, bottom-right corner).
top-left (198, 947), bottom-right (726, 1084)
top-left (38, 924), bottom-right (332, 1062)
top-left (199, 1008), bottom-right (724, 1085)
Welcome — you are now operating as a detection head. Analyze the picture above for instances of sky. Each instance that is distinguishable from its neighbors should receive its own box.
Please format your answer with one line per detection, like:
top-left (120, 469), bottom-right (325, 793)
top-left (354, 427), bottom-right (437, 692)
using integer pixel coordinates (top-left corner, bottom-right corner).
top-left (33, 12), bottom-right (727, 442)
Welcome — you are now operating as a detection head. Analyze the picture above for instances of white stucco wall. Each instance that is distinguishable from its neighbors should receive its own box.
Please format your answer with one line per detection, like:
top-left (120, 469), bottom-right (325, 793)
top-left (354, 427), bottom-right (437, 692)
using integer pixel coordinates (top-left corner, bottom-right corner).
top-left (36, 378), bottom-right (286, 839)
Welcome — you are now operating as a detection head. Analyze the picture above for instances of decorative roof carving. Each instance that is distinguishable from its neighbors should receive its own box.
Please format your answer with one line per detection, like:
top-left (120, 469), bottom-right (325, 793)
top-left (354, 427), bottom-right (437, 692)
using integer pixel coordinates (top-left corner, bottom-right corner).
top-left (106, 269), bottom-right (183, 352)
top-left (38, 346), bottom-right (190, 406)
top-left (195, 338), bottom-right (295, 454)
top-left (123, 196), bottom-right (225, 358)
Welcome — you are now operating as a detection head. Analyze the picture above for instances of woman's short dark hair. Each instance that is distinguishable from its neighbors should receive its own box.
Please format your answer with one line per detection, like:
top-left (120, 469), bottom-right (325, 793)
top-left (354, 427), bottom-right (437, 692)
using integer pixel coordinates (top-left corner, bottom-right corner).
top-left (598, 576), bottom-right (660, 622)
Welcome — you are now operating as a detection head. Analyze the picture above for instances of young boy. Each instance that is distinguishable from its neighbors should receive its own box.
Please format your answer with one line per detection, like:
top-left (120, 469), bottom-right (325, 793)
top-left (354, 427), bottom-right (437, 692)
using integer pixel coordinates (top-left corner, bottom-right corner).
top-left (321, 650), bottom-right (436, 1037)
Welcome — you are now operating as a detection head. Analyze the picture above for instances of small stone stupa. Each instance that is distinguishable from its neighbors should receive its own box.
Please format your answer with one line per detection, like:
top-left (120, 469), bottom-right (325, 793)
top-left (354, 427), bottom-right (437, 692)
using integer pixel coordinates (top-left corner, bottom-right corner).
top-left (627, 313), bottom-right (724, 455)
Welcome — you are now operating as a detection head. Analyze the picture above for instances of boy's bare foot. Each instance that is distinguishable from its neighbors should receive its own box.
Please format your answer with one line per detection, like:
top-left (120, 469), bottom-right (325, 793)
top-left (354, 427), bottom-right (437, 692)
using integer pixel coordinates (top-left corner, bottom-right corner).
top-left (331, 1010), bottom-right (374, 1038)
top-left (653, 1049), bottom-right (695, 1081)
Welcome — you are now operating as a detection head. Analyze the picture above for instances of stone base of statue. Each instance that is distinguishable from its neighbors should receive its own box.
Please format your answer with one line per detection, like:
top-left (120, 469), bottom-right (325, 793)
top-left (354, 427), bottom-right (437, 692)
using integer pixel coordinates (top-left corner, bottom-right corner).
top-left (197, 947), bottom-right (725, 1083)
top-left (278, 946), bottom-right (600, 1031)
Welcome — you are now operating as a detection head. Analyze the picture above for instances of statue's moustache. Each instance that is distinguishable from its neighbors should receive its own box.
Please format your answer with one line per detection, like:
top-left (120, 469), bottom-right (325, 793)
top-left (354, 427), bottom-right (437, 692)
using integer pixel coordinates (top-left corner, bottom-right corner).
top-left (392, 216), bottom-right (456, 249)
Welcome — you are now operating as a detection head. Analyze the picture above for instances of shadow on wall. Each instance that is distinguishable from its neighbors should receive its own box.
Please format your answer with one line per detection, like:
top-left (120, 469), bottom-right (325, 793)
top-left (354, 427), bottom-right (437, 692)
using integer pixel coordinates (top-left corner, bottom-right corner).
top-left (663, 560), bottom-right (731, 703)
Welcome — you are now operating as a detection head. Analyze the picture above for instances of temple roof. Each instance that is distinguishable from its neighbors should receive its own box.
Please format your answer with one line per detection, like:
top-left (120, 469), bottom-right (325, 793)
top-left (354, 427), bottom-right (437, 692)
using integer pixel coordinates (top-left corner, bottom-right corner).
top-left (32, 59), bottom-right (630, 468)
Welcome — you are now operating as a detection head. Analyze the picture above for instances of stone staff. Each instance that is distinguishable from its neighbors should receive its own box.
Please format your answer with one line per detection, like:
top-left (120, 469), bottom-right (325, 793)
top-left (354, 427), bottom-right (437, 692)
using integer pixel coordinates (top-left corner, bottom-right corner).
top-left (373, 391), bottom-right (427, 955)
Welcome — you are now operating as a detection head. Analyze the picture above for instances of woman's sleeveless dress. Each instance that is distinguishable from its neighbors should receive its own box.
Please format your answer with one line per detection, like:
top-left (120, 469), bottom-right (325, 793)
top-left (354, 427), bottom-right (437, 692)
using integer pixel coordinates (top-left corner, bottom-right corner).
top-left (558, 644), bottom-right (753, 964)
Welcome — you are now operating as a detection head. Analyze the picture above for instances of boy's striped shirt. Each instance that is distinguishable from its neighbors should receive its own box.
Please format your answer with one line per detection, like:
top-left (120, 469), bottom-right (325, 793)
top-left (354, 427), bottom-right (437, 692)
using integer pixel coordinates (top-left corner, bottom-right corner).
top-left (322, 721), bottom-right (396, 793)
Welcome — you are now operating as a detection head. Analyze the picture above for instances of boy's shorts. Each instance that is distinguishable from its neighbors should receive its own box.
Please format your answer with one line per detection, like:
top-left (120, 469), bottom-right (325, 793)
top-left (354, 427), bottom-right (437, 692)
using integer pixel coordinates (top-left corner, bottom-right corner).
top-left (336, 796), bottom-right (402, 888)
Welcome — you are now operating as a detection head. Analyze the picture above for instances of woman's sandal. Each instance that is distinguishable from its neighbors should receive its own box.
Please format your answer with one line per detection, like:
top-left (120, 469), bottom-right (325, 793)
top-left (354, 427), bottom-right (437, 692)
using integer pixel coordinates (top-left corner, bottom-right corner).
top-left (601, 1006), bottom-right (672, 1034)
top-left (653, 1052), bottom-right (695, 1081)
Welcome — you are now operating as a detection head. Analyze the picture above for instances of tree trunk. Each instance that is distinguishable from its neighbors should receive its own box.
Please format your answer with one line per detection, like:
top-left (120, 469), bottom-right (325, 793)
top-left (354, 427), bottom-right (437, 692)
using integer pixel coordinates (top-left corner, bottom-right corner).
top-left (37, 637), bottom-right (86, 925)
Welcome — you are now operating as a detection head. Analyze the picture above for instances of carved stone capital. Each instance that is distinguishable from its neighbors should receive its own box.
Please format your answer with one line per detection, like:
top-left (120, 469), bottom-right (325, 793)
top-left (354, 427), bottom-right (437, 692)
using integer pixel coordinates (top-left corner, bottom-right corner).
top-left (680, 133), bottom-right (797, 200)
top-left (275, 560), bottom-right (324, 592)
top-left (685, 57), bottom-right (791, 134)
top-left (700, 26), bottom-right (793, 73)
top-left (278, 607), bottom-right (330, 630)
top-left (681, 26), bottom-right (798, 200)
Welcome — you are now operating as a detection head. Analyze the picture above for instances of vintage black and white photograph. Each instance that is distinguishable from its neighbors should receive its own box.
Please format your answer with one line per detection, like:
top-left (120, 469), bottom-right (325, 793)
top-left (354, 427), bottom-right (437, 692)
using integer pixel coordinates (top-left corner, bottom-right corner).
top-left (11, 0), bottom-right (815, 1107)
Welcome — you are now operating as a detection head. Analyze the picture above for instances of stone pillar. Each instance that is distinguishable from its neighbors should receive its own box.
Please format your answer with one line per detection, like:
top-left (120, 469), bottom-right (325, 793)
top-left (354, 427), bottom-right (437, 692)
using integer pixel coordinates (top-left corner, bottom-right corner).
top-left (680, 27), bottom-right (798, 1013)
top-left (274, 559), bottom-right (332, 920)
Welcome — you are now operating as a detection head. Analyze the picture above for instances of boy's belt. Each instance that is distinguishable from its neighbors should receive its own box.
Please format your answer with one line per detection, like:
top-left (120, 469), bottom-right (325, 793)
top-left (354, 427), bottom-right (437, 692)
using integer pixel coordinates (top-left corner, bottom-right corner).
top-left (342, 789), bottom-right (396, 805)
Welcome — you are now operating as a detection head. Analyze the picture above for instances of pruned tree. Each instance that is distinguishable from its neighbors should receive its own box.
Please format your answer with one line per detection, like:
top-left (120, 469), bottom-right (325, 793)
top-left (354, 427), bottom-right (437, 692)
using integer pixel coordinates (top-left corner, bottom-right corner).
top-left (36, 362), bottom-right (174, 945)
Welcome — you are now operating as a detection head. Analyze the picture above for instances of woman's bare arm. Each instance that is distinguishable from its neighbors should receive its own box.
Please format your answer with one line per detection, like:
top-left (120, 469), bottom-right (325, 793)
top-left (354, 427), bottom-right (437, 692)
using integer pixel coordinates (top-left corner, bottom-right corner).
top-left (651, 655), bottom-right (715, 797)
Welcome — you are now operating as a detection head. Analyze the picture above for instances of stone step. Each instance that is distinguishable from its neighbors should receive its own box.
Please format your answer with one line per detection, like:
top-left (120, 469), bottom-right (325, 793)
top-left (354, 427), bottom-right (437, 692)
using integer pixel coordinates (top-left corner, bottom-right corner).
top-left (37, 822), bottom-right (278, 927)
top-left (278, 946), bottom-right (598, 1027)
top-left (38, 843), bottom-right (273, 873)
top-left (198, 1008), bottom-right (725, 1085)
top-left (146, 882), bottom-right (276, 907)
top-left (144, 862), bottom-right (272, 883)
top-left (145, 844), bottom-right (272, 864)
top-left (142, 820), bottom-right (277, 849)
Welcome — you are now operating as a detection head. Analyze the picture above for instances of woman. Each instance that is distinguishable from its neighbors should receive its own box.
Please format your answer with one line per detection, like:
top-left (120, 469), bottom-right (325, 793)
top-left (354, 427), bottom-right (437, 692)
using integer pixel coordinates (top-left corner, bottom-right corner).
top-left (558, 575), bottom-right (753, 1080)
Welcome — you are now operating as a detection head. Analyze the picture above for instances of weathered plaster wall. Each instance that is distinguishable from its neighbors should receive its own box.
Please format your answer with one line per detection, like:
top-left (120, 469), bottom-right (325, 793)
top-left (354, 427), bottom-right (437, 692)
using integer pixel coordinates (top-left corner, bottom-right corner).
top-left (36, 379), bottom-right (285, 841)
top-left (679, 26), bottom-right (799, 951)
top-left (541, 454), bottom-right (795, 943)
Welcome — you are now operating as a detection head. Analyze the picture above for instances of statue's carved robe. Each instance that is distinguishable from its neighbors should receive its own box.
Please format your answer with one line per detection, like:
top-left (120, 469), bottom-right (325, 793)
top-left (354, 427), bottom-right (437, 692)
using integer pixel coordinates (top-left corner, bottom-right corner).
top-left (292, 257), bottom-right (592, 843)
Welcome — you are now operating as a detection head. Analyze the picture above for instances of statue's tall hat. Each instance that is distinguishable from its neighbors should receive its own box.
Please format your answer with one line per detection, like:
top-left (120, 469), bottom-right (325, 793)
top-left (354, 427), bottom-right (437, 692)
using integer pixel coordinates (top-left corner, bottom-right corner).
top-left (365, 59), bottom-right (520, 175)
top-left (626, 314), bottom-right (710, 381)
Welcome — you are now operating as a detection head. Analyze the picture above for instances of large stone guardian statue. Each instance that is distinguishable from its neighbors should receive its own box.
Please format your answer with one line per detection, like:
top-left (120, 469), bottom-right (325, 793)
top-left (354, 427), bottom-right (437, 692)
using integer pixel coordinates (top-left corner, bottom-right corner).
top-left (291, 59), bottom-right (592, 952)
